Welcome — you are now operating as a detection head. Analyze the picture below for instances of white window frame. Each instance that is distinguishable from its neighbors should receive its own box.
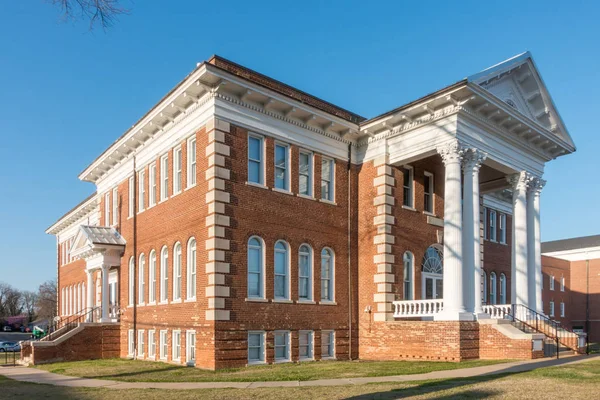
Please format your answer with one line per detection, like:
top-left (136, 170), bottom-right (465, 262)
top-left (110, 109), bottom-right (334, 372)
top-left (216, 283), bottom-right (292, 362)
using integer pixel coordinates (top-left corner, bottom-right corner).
top-left (112, 187), bottom-right (118, 225)
top-left (138, 170), bottom-right (145, 211)
top-left (104, 192), bottom-right (110, 226)
top-left (423, 171), bottom-right (434, 214)
top-left (148, 330), bottom-right (156, 358)
top-left (274, 240), bottom-right (290, 300)
top-left (247, 236), bottom-right (265, 299)
top-left (274, 142), bottom-right (290, 191)
top-left (172, 330), bottom-right (181, 362)
top-left (274, 331), bottom-right (290, 362)
top-left (560, 276), bottom-right (565, 292)
top-left (321, 330), bottom-right (335, 359)
top-left (298, 244), bottom-right (313, 302)
top-left (549, 301), bottom-right (555, 317)
top-left (128, 329), bottom-right (134, 356)
top-left (160, 246), bottom-right (169, 303)
top-left (320, 248), bottom-right (335, 302)
top-left (247, 134), bottom-right (265, 185)
top-left (187, 136), bottom-right (197, 188)
top-left (489, 272), bottom-right (497, 305)
top-left (149, 250), bottom-right (157, 303)
top-left (137, 330), bottom-right (145, 358)
top-left (186, 330), bottom-right (196, 366)
top-left (173, 146), bottom-right (182, 194)
top-left (499, 213), bottom-right (507, 244)
top-left (299, 150), bottom-right (313, 197)
top-left (489, 210), bottom-right (497, 242)
top-left (560, 302), bottom-right (565, 317)
top-left (550, 275), bottom-right (555, 291)
top-left (149, 163), bottom-right (157, 207)
top-left (482, 271), bottom-right (487, 304)
top-left (160, 154), bottom-right (169, 201)
top-left (173, 243), bottom-right (182, 301)
top-left (321, 157), bottom-right (335, 202)
top-left (138, 254), bottom-right (145, 305)
top-left (483, 207), bottom-right (488, 240)
top-left (186, 238), bottom-right (197, 300)
top-left (128, 177), bottom-right (134, 217)
top-left (499, 273), bottom-right (506, 304)
top-left (128, 257), bottom-right (135, 306)
top-left (298, 330), bottom-right (314, 361)
top-left (403, 252), bottom-right (414, 300)
top-left (159, 330), bottom-right (168, 360)
top-left (402, 165), bottom-right (414, 208)
top-left (247, 331), bottom-right (265, 365)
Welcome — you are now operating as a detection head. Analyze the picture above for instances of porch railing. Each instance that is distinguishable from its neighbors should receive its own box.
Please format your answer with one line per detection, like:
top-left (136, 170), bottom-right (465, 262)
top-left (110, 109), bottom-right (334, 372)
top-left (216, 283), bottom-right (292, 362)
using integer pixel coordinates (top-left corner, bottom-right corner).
top-left (392, 299), bottom-right (444, 318)
top-left (39, 306), bottom-right (101, 342)
top-left (482, 304), bottom-right (512, 319)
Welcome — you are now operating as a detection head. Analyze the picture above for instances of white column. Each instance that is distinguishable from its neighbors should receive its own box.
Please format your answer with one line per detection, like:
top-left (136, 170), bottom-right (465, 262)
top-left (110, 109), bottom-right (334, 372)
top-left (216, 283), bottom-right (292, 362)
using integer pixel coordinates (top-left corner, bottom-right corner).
top-left (463, 149), bottom-right (487, 316)
top-left (436, 140), bottom-right (472, 321)
top-left (528, 178), bottom-right (545, 314)
top-left (101, 265), bottom-right (110, 322)
top-left (86, 270), bottom-right (94, 322)
top-left (508, 172), bottom-right (532, 307)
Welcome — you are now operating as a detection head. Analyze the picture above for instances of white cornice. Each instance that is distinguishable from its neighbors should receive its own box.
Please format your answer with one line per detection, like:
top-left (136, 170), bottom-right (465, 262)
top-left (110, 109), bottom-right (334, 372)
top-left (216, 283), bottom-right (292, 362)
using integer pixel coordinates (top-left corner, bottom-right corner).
top-left (543, 247), bottom-right (600, 262)
top-left (46, 195), bottom-right (98, 236)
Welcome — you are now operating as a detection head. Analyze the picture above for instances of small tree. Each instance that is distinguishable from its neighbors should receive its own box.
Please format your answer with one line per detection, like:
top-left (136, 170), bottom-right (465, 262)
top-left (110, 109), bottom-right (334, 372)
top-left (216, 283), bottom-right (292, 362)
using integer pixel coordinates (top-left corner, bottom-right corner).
top-left (22, 291), bottom-right (38, 323)
top-left (36, 280), bottom-right (57, 322)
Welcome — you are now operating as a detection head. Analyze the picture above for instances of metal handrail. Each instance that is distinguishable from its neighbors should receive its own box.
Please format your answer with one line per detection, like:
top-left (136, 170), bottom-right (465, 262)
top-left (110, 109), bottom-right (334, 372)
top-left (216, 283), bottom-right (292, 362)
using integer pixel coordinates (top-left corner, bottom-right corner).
top-left (39, 306), bottom-right (101, 342)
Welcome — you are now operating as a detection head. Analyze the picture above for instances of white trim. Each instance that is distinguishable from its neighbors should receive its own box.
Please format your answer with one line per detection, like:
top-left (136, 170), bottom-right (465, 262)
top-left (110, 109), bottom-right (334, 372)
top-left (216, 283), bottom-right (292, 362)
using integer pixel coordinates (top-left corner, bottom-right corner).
top-left (299, 149), bottom-right (314, 197)
top-left (247, 236), bottom-right (266, 300)
top-left (172, 329), bottom-right (181, 362)
top-left (186, 330), bottom-right (196, 366)
top-left (247, 133), bottom-right (265, 186)
top-left (127, 329), bottom-right (134, 356)
top-left (401, 165), bottom-right (414, 209)
top-left (173, 145), bottom-right (182, 195)
top-left (149, 162), bottom-right (157, 207)
top-left (112, 187), bottom-right (118, 226)
top-left (137, 329), bottom-right (145, 358)
top-left (160, 246), bottom-right (169, 303)
top-left (173, 242), bottom-right (182, 301)
top-left (247, 331), bottom-right (266, 365)
top-left (320, 157), bottom-right (335, 202)
top-left (274, 240), bottom-right (290, 301)
top-left (187, 135), bottom-right (197, 188)
top-left (159, 329), bottom-right (168, 360)
top-left (423, 170), bottom-right (434, 214)
top-left (160, 154), bottom-right (169, 202)
top-left (274, 141), bottom-right (291, 192)
top-left (320, 247), bottom-right (335, 302)
top-left (321, 330), bottom-right (335, 359)
top-left (298, 243), bottom-right (313, 302)
top-left (148, 330), bottom-right (156, 359)
top-left (186, 237), bottom-right (197, 300)
top-left (542, 246), bottom-right (600, 261)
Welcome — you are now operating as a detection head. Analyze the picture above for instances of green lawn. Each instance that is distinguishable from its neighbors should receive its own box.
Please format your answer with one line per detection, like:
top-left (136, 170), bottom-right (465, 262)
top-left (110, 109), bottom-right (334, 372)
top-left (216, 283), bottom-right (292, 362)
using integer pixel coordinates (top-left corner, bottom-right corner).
top-left (35, 358), bottom-right (508, 382)
top-left (6, 360), bottom-right (600, 399)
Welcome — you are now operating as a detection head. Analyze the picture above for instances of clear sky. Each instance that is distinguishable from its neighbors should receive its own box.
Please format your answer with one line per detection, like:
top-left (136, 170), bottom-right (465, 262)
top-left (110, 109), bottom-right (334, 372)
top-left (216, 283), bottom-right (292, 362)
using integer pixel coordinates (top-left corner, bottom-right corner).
top-left (1, 1), bottom-right (598, 291)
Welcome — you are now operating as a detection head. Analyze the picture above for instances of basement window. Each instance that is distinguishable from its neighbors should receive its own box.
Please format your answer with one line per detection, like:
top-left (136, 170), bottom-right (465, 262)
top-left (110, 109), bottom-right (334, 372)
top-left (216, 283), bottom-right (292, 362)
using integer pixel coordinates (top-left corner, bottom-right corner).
top-left (248, 331), bottom-right (265, 364)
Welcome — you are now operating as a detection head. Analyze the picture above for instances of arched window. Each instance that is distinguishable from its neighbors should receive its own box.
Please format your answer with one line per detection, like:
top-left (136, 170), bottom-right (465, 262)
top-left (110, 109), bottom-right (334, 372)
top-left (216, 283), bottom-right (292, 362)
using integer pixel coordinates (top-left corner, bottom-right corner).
top-left (422, 246), bottom-right (443, 274)
top-left (482, 271), bottom-right (487, 305)
top-left (173, 243), bottom-right (182, 301)
top-left (248, 237), bottom-right (264, 298)
top-left (77, 283), bottom-right (81, 313)
top-left (490, 272), bottom-right (497, 305)
top-left (68, 285), bottom-right (72, 315)
top-left (321, 248), bottom-right (334, 302)
top-left (138, 254), bottom-right (145, 304)
top-left (298, 244), bottom-right (312, 301)
top-left (499, 273), bottom-right (506, 304)
top-left (403, 252), bottom-right (414, 300)
top-left (274, 241), bottom-right (289, 300)
top-left (61, 287), bottom-right (65, 316)
top-left (82, 283), bottom-right (86, 311)
top-left (422, 245), bottom-right (443, 300)
top-left (160, 246), bottom-right (169, 302)
top-left (128, 257), bottom-right (135, 305)
top-left (187, 238), bottom-right (197, 300)
top-left (149, 250), bottom-right (157, 303)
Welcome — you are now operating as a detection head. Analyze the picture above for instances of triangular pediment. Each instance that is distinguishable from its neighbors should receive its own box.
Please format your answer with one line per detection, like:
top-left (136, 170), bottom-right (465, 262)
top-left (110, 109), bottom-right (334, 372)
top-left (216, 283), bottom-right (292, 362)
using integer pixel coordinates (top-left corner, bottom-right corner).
top-left (70, 225), bottom-right (126, 260)
top-left (468, 52), bottom-right (575, 148)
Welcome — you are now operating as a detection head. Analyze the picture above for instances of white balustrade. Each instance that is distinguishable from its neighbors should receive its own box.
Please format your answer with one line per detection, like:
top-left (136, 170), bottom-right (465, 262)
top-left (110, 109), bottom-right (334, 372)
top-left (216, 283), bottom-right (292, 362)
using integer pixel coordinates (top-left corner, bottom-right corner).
top-left (393, 299), bottom-right (444, 318)
top-left (482, 304), bottom-right (512, 319)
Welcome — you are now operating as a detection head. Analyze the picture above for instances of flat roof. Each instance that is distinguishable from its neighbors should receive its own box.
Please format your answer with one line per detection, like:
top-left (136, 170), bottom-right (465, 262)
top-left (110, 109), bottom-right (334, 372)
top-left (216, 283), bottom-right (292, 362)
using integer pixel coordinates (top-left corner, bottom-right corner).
top-left (541, 235), bottom-right (600, 253)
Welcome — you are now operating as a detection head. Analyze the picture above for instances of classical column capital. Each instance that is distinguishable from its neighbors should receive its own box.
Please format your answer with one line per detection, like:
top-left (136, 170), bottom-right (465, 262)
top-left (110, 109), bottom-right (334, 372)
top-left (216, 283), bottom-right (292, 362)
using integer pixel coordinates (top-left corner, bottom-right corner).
top-left (507, 171), bottom-right (534, 191)
top-left (437, 140), bottom-right (466, 165)
top-left (462, 148), bottom-right (487, 172)
top-left (528, 177), bottom-right (546, 195)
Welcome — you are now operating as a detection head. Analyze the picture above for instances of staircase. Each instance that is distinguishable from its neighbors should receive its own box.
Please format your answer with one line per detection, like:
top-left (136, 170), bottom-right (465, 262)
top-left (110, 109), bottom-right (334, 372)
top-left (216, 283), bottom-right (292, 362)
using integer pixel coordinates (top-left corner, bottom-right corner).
top-left (40, 307), bottom-right (102, 342)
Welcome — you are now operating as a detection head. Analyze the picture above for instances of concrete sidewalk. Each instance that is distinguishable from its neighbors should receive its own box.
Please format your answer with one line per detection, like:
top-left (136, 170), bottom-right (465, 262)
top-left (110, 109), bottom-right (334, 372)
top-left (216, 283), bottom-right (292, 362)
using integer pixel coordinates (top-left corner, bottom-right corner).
top-left (1, 354), bottom-right (597, 390)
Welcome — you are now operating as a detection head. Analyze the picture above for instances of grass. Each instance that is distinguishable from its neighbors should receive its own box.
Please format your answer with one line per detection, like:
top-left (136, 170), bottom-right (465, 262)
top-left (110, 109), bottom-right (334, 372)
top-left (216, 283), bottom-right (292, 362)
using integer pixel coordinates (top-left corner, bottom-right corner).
top-left (5, 359), bottom-right (600, 399)
top-left (35, 358), bottom-right (507, 382)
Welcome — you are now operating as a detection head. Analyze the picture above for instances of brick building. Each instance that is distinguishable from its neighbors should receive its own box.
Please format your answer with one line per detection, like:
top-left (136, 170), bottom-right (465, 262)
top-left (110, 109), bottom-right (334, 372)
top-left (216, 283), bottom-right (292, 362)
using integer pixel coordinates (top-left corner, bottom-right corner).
top-left (39, 52), bottom-right (580, 368)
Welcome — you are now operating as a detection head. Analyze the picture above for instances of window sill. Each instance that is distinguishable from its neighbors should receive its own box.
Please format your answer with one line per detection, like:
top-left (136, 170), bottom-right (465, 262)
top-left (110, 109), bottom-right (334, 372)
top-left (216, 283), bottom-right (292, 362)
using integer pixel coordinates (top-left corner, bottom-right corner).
top-left (158, 198), bottom-right (169, 205)
top-left (148, 301), bottom-right (157, 306)
top-left (171, 299), bottom-right (182, 304)
top-left (274, 359), bottom-right (292, 364)
top-left (272, 299), bottom-right (293, 304)
top-left (158, 301), bottom-right (169, 305)
top-left (297, 193), bottom-right (315, 200)
top-left (138, 209), bottom-right (145, 215)
top-left (148, 204), bottom-right (156, 210)
top-left (319, 301), bottom-right (337, 306)
top-left (297, 300), bottom-right (316, 305)
top-left (299, 357), bottom-right (315, 362)
top-left (184, 298), bottom-right (197, 303)
top-left (319, 199), bottom-right (337, 206)
top-left (246, 297), bottom-right (269, 303)
top-left (137, 303), bottom-right (146, 307)
top-left (247, 361), bottom-right (266, 366)
top-left (402, 205), bottom-right (417, 212)
top-left (423, 211), bottom-right (436, 217)
top-left (184, 184), bottom-right (197, 191)
top-left (272, 187), bottom-right (293, 195)
top-left (172, 191), bottom-right (181, 198)
top-left (246, 181), bottom-right (268, 190)
top-left (321, 356), bottom-right (336, 361)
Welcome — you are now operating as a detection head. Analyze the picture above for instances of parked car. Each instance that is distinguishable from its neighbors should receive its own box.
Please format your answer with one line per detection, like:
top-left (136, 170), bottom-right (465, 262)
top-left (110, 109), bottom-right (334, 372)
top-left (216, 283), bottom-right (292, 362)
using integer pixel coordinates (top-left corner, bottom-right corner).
top-left (2, 326), bottom-right (12, 332)
top-left (0, 341), bottom-right (20, 352)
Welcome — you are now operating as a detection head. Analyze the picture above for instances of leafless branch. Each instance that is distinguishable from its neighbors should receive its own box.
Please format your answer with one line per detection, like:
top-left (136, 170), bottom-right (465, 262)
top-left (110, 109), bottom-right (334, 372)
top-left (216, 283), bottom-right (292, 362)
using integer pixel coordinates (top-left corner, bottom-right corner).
top-left (51, 0), bottom-right (129, 30)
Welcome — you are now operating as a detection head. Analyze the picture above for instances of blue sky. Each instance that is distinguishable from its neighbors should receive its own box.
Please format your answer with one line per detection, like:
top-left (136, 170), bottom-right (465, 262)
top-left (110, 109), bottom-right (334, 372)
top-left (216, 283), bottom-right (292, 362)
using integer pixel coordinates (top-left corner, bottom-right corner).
top-left (1, 1), bottom-right (598, 290)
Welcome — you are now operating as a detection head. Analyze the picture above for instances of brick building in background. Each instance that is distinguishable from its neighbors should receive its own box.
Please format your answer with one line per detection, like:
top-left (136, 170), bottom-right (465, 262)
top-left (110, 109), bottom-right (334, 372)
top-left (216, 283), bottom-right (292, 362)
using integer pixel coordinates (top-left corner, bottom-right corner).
top-left (34, 52), bottom-right (583, 369)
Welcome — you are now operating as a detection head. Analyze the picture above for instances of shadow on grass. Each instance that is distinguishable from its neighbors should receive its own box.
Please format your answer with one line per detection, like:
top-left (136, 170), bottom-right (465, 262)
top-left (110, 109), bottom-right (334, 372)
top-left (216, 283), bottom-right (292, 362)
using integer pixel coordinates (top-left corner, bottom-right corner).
top-left (83, 365), bottom-right (186, 380)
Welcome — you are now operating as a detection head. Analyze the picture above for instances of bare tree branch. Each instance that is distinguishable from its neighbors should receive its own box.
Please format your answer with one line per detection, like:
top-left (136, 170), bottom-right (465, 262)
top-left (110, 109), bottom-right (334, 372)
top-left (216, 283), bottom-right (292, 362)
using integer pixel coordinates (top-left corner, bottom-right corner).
top-left (51, 0), bottom-right (129, 30)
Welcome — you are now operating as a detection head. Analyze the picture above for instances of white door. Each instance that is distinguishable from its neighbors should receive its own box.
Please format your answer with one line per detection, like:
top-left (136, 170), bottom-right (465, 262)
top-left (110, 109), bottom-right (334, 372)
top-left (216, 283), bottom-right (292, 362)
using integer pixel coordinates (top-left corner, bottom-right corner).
top-left (422, 273), bottom-right (443, 299)
top-left (108, 271), bottom-right (118, 318)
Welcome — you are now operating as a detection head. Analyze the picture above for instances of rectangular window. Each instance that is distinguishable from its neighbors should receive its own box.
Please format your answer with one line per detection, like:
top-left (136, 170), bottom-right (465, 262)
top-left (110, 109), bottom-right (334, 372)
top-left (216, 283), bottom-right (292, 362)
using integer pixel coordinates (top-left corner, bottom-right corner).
top-left (424, 172), bottom-right (434, 213)
top-left (299, 151), bottom-right (313, 197)
top-left (174, 147), bottom-right (182, 194)
top-left (159, 330), bottom-right (168, 359)
top-left (321, 158), bottom-right (334, 202)
top-left (148, 330), bottom-right (156, 358)
top-left (187, 136), bottom-right (197, 187)
top-left (274, 143), bottom-right (290, 191)
top-left (112, 187), bottom-right (118, 225)
top-left (274, 331), bottom-right (290, 362)
top-left (104, 192), bottom-right (110, 226)
top-left (549, 301), bottom-right (555, 317)
top-left (137, 330), bottom-right (145, 358)
top-left (128, 330), bottom-right (134, 356)
top-left (560, 302), bottom-right (565, 317)
top-left (149, 163), bottom-right (157, 206)
top-left (560, 277), bottom-right (565, 292)
top-left (489, 210), bottom-right (497, 242)
top-left (160, 154), bottom-right (169, 201)
top-left (499, 213), bottom-right (507, 244)
top-left (550, 275), bottom-right (555, 291)
top-left (186, 331), bottom-right (196, 366)
top-left (172, 330), bottom-right (181, 361)
top-left (402, 166), bottom-right (414, 208)
top-left (248, 135), bottom-right (264, 184)
top-left (299, 331), bottom-right (313, 361)
top-left (138, 171), bottom-right (145, 211)
top-left (248, 331), bottom-right (265, 364)
top-left (483, 207), bottom-right (488, 240)
top-left (321, 330), bottom-right (335, 359)
top-left (298, 247), bottom-right (312, 301)
top-left (128, 177), bottom-right (134, 217)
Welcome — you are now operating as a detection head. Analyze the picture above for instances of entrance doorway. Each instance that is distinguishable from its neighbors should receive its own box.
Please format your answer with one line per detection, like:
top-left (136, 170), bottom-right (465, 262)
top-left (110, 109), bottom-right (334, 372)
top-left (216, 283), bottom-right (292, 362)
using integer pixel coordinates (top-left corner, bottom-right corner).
top-left (421, 245), bottom-right (443, 300)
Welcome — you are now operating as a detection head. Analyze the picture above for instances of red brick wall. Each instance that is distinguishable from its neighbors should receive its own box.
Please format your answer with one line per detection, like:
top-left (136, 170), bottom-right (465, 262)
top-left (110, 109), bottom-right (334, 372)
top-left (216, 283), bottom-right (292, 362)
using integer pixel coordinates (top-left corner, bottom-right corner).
top-left (58, 259), bottom-right (87, 318)
top-left (482, 211), bottom-right (512, 305)
top-left (541, 256), bottom-right (570, 325)
top-left (479, 323), bottom-right (543, 360)
top-left (567, 258), bottom-right (600, 341)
